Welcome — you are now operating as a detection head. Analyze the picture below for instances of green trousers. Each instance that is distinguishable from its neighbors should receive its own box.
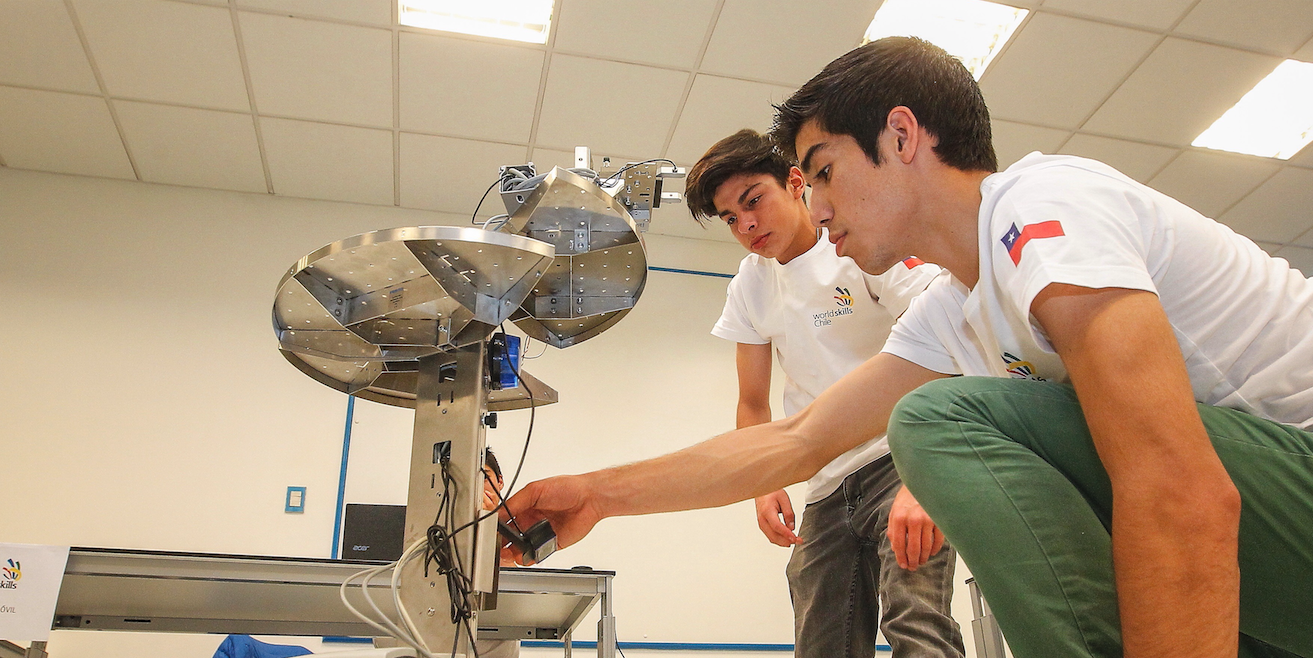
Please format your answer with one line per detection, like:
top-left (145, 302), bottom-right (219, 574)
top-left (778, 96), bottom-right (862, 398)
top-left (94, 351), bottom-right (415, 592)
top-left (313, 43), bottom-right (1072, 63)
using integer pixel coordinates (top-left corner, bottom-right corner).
top-left (887, 377), bottom-right (1313, 658)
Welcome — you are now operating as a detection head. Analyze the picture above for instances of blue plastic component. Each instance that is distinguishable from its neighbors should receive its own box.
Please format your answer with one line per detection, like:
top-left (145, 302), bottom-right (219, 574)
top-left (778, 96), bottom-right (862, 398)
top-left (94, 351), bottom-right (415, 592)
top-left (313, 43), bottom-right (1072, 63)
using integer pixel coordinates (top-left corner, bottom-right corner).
top-left (498, 335), bottom-right (522, 389)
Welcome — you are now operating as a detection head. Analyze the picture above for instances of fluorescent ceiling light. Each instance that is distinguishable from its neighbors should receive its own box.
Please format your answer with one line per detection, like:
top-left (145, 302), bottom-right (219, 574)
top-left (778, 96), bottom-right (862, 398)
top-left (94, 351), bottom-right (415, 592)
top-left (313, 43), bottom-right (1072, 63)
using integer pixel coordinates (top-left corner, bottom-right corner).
top-left (399, 0), bottom-right (554, 44)
top-left (1193, 59), bottom-right (1313, 160)
top-left (863, 0), bottom-right (1028, 80)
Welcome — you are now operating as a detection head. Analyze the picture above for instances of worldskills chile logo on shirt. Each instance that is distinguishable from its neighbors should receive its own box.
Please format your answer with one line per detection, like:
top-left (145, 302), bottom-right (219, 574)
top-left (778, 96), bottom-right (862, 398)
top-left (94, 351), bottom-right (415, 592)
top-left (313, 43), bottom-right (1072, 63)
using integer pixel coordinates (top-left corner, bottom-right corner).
top-left (814, 287), bottom-right (855, 326)
top-left (0, 559), bottom-right (19, 590)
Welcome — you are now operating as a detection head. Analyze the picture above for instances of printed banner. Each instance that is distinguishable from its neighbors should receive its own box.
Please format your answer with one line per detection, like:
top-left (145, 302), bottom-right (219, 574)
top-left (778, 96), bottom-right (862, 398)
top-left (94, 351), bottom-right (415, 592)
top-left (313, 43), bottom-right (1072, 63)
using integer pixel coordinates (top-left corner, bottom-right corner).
top-left (0, 544), bottom-right (70, 642)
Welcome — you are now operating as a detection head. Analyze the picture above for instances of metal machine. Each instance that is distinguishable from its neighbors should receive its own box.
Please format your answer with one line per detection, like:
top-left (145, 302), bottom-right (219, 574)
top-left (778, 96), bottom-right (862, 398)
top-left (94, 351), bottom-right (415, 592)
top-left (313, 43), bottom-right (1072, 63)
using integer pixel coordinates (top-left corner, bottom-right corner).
top-left (272, 152), bottom-right (683, 657)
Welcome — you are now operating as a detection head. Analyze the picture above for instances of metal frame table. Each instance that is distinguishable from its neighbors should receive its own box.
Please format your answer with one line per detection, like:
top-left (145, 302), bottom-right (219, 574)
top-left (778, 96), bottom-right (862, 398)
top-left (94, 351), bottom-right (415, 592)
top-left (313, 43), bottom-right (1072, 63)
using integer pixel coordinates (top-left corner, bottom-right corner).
top-left (47, 548), bottom-right (615, 657)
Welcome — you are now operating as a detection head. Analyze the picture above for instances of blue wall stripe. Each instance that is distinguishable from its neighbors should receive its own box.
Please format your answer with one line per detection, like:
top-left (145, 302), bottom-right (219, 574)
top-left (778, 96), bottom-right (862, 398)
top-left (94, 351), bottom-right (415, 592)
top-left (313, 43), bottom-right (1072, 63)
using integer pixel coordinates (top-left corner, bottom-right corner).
top-left (649, 265), bottom-right (735, 279)
top-left (330, 395), bottom-right (355, 559)
top-left (520, 640), bottom-right (892, 652)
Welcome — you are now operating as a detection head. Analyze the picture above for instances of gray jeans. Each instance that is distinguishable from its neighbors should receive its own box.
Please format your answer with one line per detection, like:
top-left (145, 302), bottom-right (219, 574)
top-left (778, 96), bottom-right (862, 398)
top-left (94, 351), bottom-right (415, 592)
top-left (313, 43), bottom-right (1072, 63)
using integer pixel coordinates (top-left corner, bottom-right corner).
top-left (786, 455), bottom-right (965, 658)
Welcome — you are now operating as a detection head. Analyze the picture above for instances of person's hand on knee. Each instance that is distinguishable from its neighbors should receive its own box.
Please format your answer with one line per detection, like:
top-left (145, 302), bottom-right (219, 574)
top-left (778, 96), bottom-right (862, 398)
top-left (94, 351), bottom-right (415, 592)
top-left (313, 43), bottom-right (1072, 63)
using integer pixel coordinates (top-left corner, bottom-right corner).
top-left (888, 484), bottom-right (945, 570)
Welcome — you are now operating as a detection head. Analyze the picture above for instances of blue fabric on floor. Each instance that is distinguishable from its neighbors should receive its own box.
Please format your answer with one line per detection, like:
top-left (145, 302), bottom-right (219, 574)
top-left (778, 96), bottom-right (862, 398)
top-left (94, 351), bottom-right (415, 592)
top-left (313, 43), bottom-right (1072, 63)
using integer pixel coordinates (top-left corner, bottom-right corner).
top-left (213, 635), bottom-right (312, 658)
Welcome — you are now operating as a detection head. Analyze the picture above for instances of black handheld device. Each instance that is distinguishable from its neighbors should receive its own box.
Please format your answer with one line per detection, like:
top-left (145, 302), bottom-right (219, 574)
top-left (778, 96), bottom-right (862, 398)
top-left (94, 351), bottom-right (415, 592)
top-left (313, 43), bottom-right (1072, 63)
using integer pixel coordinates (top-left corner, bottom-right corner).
top-left (497, 519), bottom-right (557, 564)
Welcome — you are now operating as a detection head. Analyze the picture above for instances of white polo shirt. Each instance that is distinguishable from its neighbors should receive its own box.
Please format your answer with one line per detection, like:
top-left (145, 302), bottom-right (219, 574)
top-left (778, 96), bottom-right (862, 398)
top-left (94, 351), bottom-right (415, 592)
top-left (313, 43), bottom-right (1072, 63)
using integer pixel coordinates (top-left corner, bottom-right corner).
top-left (883, 153), bottom-right (1313, 429)
top-left (714, 231), bottom-right (941, 502)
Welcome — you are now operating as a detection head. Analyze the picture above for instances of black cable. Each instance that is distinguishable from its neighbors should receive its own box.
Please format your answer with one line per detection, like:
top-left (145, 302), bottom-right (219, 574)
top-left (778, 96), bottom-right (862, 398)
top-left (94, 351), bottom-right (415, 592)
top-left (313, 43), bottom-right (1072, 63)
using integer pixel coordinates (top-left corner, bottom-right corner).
top-left (598, 155), bottom-right (672, 182)
top-left (450, 326), bottom-right (537, 537)
top-left (418, 327), bottom-right (540, 656)
top-left (469, 177), bottom-right (502, 225)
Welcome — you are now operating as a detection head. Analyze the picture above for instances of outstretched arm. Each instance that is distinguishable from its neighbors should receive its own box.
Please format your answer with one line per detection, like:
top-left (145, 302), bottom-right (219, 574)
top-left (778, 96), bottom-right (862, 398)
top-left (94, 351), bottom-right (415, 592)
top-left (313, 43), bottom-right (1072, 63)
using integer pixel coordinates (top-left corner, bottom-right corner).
top-left (504, 353), bottom-right (946, 554)
top-left (1032, 285), bottom-right (1240, 658)
top-left (735, 342), bottom-right (802, 547)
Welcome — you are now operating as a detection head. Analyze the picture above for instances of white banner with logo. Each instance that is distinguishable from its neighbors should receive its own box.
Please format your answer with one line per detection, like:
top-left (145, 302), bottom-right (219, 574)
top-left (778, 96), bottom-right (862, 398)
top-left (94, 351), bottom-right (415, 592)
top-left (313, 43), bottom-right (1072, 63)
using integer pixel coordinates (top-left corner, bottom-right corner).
top-left (0, 544), bottom-right (70, 642)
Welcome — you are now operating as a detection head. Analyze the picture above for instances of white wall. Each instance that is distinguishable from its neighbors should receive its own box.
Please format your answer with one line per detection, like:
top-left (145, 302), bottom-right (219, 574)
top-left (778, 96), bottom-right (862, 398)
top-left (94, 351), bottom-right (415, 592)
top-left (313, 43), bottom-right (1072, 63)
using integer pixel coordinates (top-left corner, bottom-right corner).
top-left (1, 168), bottom-right (983, 658)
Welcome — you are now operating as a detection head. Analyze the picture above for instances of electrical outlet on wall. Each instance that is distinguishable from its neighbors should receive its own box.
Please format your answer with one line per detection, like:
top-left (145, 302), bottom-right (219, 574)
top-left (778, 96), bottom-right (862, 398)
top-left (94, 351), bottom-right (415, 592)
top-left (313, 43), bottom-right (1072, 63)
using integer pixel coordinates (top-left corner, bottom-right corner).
top-left (285, 486), bottom-right (306, 513)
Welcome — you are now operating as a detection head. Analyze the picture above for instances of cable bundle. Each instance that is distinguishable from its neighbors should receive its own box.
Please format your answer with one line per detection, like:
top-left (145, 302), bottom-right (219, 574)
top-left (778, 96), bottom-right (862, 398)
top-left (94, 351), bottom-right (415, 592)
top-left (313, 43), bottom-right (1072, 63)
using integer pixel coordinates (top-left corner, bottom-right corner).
top-left (338, 329), bottom-right (538, 658)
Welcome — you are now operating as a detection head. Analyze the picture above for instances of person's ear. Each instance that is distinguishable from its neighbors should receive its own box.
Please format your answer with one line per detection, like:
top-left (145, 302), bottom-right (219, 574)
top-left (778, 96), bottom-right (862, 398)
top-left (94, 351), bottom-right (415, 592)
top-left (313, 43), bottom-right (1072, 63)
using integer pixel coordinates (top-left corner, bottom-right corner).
top-left (787, 165), bottom-right (806, 199)
top-left (886, 106), bottom-right (919, 165)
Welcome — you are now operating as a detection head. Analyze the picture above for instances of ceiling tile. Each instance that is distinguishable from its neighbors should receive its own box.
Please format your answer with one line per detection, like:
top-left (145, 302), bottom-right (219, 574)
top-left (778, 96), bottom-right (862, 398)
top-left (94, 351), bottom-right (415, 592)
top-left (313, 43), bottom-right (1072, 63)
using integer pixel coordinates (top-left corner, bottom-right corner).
top-left (115, 101), bottom-right (265, 193)
top-left (1174, 0), bottom-right (1313, 55)
top-left (992, 120), bottom-right (1069, 169)
top-left (72, 0), bottom-right (248, 110)
top-left (1083, 38), bottom-right (1281, 147)
top-left (1147, 150), bottom-right (1279, 218)
top-left (240, 12), bottom-right (392, 127)
top-left (699, 0), bottom-right (878, 86)
top-left (1038, 0), bottom-right (1195, 31)
top-left (666, 75), bottom-right (795, 165)
top-left (399, 32), bottom-right (541, 143)
top-left (1294, 35), bottom-right (1313, 62)
top-left (0, 0), bottom-right (98, 93)
top-left (529, 147), bottom-right (640, 173)
top-left (535, 54), bottom-right (687, 157)
top-left (1253, 241), bottom-right (1282, 255)
top-left (1284, 142), bottom-right (1313, 168)
top-left (553, 0), bottom-right (717, 69)
top-left (0, 86), bottom-right (132, 178)
top-left (1274, 244), bottom-right (1313, 275)
top-left (399, 133), bottom-right (526, 216)
top-left (980, 13), bottom-right (1157, 129)
top-left (1058, 134), bottom-right (1178, 183)
top-left (1218, 166), bottom-right (1313, 244)
top-left (237, 0), bottom-right (392, 26)
top-left (261, 118), bottom-right (393, 205)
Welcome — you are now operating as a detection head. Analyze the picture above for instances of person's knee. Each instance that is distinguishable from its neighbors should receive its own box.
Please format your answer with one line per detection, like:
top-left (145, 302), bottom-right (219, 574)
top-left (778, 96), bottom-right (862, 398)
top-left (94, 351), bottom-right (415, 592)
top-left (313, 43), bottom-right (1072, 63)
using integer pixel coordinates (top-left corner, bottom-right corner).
top-left (889, 378), bottom-right (980, 453)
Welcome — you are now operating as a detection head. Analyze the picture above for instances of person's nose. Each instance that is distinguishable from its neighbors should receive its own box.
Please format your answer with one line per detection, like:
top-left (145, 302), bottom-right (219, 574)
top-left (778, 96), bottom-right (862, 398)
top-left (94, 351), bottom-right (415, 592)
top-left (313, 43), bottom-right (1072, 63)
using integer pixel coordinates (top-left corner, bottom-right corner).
top-left (808, 189), bottom-right (833, 228)
top-left (737, 215), bottom-right (758, 234)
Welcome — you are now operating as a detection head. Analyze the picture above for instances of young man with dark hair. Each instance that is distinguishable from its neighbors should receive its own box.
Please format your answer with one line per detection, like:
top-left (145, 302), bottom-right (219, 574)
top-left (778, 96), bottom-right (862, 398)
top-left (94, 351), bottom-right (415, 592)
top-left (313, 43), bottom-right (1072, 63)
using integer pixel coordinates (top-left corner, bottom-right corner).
top-left (505, 37), bottom-right (1313, 658)
top-left (685, 128), bottom-right (960, 658)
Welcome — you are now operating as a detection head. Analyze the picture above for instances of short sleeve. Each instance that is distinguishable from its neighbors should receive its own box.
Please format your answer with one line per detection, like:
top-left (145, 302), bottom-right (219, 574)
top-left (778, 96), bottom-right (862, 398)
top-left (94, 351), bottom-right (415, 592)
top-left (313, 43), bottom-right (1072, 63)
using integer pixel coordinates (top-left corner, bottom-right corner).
top-left (989, 166), bottom-right (1159, 322)
top-left (711, 273), bottom-right (769, 345)
top-left (863, 257), bottom-right (943, 318)
top-left (880, 278), bottom-right (963, 375)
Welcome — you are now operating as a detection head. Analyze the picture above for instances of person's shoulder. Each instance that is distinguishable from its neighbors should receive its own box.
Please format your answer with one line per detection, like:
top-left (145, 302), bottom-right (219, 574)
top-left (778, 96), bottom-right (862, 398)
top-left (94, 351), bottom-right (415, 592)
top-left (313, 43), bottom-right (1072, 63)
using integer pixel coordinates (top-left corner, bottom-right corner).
top-left (725, 252), bottom-right (773, 294)
top-left (992, 153), bottom-right (1140, 198)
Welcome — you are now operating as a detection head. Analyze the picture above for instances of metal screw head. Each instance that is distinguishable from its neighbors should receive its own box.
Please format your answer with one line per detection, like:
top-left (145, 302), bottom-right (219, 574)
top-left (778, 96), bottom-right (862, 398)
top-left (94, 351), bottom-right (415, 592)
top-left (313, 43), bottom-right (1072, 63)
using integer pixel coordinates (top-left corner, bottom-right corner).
top-left (426, 607), bottom-right (436, 616)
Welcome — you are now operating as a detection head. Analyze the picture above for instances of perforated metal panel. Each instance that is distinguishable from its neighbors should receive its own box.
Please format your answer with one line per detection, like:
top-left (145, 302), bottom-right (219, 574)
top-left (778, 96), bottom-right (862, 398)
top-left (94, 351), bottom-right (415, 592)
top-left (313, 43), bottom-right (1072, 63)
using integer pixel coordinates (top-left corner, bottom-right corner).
top-left (273, 226), bottom-right (557, 407)
top-left (504, 167), bottom-right (649, 347)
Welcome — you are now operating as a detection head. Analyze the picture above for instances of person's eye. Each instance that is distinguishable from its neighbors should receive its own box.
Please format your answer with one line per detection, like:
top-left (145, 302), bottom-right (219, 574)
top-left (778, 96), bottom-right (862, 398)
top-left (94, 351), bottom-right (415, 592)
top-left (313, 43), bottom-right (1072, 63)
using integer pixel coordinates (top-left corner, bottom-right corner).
top-left (817, 165), bottom-right (831, 182)
top-left (725, 216), bottom-right (737, 226)
top-left (748, 195), bottom-right (761, 208)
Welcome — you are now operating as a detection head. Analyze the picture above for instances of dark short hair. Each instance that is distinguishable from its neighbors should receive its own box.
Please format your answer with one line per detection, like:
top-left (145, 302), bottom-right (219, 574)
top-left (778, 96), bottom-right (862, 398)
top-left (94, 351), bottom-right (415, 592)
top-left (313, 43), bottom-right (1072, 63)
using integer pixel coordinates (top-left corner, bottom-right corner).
top-left (484, 448), bottom-right (503, 483)
top-left (772, 37), bottom-right (997, 173)
top-left (685, 129), bottom-right (794, 225)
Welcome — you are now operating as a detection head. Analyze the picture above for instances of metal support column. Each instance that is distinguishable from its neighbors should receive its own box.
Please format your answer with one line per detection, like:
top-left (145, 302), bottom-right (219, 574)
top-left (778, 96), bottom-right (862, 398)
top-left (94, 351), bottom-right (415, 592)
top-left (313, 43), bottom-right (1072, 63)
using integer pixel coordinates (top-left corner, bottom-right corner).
top-left (398, 344), bottom-right (492, 656)
top-left (967, 578), bottom-right (1007, 658)
top-left (596, 574), bottom-right (616, 658)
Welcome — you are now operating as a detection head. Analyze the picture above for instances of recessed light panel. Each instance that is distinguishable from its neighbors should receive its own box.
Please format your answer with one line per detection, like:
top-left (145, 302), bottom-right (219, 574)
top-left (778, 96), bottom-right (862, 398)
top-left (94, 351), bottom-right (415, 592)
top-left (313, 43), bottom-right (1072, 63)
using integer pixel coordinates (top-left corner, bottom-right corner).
top-left (863, 0), bottom-right (1028, 80)
top-left (1193, 59), bottom-right (1313, 160)
top-left (399, 0), bottom-right (554, 44)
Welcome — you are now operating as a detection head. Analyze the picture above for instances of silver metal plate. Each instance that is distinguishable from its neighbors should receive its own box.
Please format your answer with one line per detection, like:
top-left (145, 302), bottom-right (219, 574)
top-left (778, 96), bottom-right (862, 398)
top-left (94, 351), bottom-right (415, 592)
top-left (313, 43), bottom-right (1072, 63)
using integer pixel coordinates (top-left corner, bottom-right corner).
top-left (273, 226), bottom-right (556, 407)
top-left (505, 167), bottom-right (649, 348)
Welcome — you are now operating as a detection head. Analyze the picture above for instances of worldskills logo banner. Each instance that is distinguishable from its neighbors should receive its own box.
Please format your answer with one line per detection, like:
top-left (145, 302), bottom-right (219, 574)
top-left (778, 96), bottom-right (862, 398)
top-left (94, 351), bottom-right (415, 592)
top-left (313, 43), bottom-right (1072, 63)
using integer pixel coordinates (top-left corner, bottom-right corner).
top-left (0, 560), bottom-right (18, 589)
top-left (833, 287), bottom-right (854, 306)
top-left (0, 544), bottom-right (71, 643)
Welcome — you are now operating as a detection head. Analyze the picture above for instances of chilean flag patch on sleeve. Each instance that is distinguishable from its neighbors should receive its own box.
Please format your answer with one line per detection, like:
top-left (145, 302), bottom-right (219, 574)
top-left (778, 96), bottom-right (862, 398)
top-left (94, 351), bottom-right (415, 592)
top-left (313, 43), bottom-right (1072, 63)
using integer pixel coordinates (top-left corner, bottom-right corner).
top-left (902, 256), bottom-right (925, 268)
top-left (1000, 220), bottom-right (1064, 265)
